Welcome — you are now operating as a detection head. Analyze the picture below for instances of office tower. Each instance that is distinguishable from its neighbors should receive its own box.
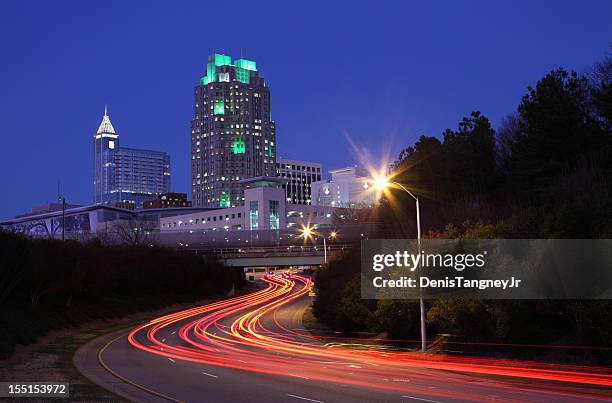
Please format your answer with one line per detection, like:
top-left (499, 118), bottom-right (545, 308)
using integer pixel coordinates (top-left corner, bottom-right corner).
top-left (275, 157), bottom-right (322, 205)
top-left (191, 53), bottom-right (276, 208)
top-left (93, 107), bottom-right (171, 208)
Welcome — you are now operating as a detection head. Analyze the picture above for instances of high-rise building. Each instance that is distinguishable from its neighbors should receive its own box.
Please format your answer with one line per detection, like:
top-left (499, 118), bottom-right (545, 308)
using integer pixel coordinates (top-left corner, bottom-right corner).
top-left (276, 157), bottom-right (322, 205)
top-left (311, 166), bottom-right (377, 208)
top-left (93, 107), bottom-right (171, 208)
top-left (191, 53), bottom-right (276, 208)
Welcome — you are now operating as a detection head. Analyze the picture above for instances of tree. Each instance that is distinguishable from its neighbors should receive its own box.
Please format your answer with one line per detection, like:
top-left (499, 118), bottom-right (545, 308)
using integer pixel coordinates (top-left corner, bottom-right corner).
top-left (496, 112), bottom-right (521, 166)
top-left (441, 111), bottom-right (498, 196)
top-left (0, 231), bottom-right (28, 306)
top-left (508, 68), bottom-right (604, 189)
top-left (588, 43), bottom-right (612, 131)
top-left (109, 217), bottom-right (156, 246)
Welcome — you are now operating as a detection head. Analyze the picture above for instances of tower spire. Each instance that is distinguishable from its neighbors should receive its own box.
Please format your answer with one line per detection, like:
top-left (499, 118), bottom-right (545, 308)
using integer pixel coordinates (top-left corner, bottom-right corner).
top-left (97, 106), bottom-right (116, 135)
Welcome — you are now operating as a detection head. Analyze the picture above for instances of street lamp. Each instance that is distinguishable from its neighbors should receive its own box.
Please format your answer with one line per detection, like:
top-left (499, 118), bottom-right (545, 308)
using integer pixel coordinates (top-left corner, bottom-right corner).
top-left (323, 230), bottom-right (338, 264)
top-left (299, 225), bottom-right (338, 264)
top-left (373, 175), bottom-right (426, 353)
top-left (58, 196), bottom-right (66, 242)
top-left (298, 224), bottom-right (314, 242)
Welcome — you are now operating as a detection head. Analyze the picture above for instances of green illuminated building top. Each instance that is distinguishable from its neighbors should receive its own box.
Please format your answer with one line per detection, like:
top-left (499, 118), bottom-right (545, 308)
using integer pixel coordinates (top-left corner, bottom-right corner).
top-left (200, 53), bottom-right (258, 86)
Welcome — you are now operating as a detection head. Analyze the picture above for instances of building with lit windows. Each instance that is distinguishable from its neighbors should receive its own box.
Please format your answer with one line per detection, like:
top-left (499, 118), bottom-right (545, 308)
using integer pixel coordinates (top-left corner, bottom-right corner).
top-left (93, 107), bottom-right (171, 208)
top-left (311, 166), bottom-right (377, 208)
top-left (191, 53), bottom-right (276, 208)
top-left (143, 193), bottom-right (192, 209)
top-left (160, 177), bottom-right (334, 233)
top-left (276, 157), bottom-right (322, 205)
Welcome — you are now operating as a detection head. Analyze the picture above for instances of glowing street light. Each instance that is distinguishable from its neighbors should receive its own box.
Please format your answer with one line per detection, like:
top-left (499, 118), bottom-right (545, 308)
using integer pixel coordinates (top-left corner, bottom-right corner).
top-left (298, 224), bottom-right (314, 242)
top-left (373, 175), bottom-right (389, 191)
top-left (299, 225), bottom-right (338, 264)
top-left (373, 174), bottom-right (426, 353)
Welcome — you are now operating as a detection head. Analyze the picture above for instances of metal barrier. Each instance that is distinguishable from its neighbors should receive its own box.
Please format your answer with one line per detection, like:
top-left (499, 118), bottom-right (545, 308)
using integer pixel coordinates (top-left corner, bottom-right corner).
top-left (187, 243), bottom-right (353, 258)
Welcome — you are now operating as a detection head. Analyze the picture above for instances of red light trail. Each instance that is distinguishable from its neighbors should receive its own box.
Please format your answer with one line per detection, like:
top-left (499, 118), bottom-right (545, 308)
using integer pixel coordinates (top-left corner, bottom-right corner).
top-left (127, 274), bottom-right (612, 401)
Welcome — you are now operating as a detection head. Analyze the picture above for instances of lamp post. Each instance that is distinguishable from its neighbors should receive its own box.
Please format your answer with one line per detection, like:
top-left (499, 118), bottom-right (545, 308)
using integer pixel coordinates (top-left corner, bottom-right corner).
top-left (374, 176), bottom-right (426, 353)
top-left (322, 231), bottom-right (337, 264)
top-left (58, 196), bottom-right (66, 242)
top-left (299, 225), bottom-right (338, 264)
top-left (323, 236), bottom-right (327, 263)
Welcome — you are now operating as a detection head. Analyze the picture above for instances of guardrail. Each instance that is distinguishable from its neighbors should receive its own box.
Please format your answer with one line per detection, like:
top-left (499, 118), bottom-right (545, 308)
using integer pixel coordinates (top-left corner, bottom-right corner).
top-left (186, 243), bottom-right (353, 257)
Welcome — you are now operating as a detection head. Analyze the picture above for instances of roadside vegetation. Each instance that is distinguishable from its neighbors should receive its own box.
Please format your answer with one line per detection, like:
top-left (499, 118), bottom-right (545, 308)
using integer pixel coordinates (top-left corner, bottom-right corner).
top-left (0, 232), bottom-right (245, 357)
top-left (313, 47), bottom-right (612, 363)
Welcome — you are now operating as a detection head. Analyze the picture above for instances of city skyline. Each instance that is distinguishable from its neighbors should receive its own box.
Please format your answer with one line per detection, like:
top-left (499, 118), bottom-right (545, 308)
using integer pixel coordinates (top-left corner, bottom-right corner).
top-left (1, 1), bottom-right (611, 219)
top-left (1, 2), bottom-right (611, 401)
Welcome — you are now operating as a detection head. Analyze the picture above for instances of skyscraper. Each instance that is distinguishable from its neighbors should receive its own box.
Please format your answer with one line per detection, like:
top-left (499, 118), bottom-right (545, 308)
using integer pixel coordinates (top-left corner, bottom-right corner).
top-left (191, 53), bottom-right (276, 208)
top-left (93, 107), bottom-right (171, 208)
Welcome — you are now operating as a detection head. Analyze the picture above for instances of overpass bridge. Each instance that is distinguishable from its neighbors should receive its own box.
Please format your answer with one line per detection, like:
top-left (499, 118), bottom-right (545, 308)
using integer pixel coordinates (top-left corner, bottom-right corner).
top-left (187, 244), bottom-right (353, 267)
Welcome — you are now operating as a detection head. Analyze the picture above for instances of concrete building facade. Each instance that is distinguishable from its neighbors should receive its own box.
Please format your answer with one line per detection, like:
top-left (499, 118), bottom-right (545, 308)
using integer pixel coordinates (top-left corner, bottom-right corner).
top-left (161, 177), bottom-right (334, 233)
top-left (311, 166), bottom-right (377, 208)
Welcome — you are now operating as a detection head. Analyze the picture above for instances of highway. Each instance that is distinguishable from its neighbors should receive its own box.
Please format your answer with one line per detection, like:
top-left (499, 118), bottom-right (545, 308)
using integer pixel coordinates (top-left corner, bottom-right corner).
top-left (92, 273), bottom-right (612, 402)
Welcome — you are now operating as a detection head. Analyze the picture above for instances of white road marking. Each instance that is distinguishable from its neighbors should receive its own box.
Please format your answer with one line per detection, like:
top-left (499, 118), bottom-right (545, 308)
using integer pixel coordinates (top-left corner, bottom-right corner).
top-left (201, 371), bottom-right (219, 378)
top-left (167, 358), bottom-right (175, 363)
top-left (238, 359), bottom-right (247, 363)
top-left (172, 331), bottom-right (176, 334)
top-left (400, 396), bottom-right (441, 403)
top-left (288, 373), bottom-right (309, 379)
top-left (286, 394), bottom-right (325, 403)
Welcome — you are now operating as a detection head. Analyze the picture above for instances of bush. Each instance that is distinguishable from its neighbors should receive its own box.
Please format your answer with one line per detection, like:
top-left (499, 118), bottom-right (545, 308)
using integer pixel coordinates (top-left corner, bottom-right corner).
top-left (0, 231), bottom-right (244, 356)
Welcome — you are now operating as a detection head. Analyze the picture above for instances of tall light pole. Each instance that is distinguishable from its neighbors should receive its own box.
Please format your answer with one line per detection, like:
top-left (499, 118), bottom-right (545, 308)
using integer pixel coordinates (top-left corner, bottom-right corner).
top-left (299, 225), bottom-right (337, 265)
top-left (59, 196), bottom-right (66, 242)
top-left (322, 231), bottom-right (338, 264)
top-left (323, 236), bottom-right (327, 264)
top-left (374, 176), bottom-right (427, 352)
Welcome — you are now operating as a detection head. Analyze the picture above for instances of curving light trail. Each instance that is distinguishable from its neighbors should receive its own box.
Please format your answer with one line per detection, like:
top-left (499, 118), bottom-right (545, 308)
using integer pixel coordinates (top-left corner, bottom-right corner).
top-left (128, 274), bottom-right (612, 401)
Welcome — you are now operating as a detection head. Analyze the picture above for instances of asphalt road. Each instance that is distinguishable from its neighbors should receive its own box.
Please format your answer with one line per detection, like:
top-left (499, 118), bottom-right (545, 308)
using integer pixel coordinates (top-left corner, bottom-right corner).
top-left (78, 274), bottom-right (612, 403)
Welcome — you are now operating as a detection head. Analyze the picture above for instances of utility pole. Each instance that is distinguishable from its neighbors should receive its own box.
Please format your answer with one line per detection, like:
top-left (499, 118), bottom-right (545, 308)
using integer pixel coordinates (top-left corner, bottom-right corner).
top-left (58, 181), bottom-right (66, 241)
top-left (60, 196), bottom-right (66, 241)
top-left (323, 236), bottom-right (327, 264)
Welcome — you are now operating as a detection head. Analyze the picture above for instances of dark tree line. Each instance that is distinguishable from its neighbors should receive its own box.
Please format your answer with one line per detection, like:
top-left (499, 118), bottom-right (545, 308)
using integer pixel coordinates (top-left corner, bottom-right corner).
top-left (313, 48), bottom-right (612, 362)
top-left (0, 231), bottom-right (245, 356)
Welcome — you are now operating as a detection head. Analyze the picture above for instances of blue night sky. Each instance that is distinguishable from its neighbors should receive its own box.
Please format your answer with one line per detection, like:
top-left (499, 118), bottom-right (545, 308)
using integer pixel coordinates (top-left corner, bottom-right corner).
top-left (0, 1), bottom-right (610, 219)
